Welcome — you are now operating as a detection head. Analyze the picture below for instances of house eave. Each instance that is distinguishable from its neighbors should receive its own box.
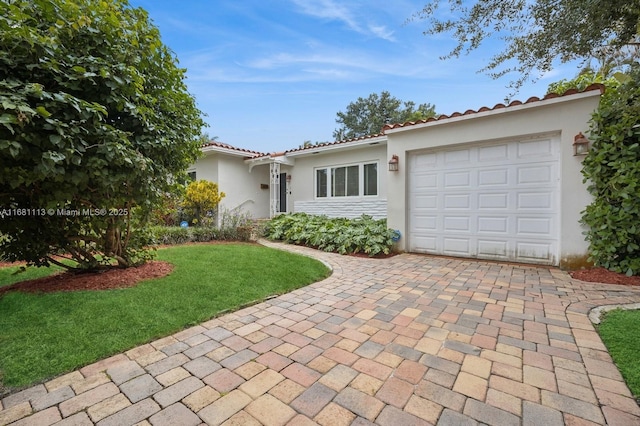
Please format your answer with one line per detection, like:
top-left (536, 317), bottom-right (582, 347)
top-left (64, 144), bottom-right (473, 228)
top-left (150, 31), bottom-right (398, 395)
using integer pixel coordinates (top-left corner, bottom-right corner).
top-left (384, 90), bottom-right (602, 135)
top-left (285, 135), bottom-right (388, 158)
top-left (201, 144), bottom-right (261, 158)
top-left (245, 154), bottom-right (295, 172)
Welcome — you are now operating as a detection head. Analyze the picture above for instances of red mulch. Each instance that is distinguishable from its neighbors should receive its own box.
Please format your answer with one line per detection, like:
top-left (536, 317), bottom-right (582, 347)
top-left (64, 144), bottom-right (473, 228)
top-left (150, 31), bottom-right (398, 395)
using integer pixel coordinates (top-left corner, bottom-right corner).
top-left (570, 267), bottom-right (640, 286)
top-left (0, 241), bottom-right (254, 295)
top-left (0, 261), bottom-right (173, 295)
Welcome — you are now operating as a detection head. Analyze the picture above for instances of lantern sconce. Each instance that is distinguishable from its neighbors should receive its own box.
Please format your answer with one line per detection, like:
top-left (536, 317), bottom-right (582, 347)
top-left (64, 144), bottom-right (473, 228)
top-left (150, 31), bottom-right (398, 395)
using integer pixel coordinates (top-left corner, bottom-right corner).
top-left (388, 154), bottom-right (399, 172)
top-left (286, 174), bottom-right (292, 183)
top-left (573, 132), bottom-right (590, 156)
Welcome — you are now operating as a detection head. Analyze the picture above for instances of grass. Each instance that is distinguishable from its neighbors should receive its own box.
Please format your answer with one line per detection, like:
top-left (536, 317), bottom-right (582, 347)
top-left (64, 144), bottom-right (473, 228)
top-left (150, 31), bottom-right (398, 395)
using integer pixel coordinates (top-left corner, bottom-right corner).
top-left (0, 243), bottom-right (330, 390)
top-left (596, 309), bottom-right (640, 399)
top-left (0, 263), bottom-right (65, 287)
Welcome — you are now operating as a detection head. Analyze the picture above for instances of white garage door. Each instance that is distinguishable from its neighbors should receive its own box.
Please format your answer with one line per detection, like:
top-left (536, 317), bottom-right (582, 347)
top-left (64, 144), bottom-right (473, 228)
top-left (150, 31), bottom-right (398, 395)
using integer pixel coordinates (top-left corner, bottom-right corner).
top-left (408, 136), bottom-right (560, 265)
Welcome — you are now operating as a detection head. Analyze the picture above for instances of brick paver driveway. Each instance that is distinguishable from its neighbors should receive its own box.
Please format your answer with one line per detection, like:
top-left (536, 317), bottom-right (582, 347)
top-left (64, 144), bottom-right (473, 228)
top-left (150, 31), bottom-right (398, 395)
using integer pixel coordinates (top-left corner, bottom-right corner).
top-left (2, 240), bottom-right (640, 425)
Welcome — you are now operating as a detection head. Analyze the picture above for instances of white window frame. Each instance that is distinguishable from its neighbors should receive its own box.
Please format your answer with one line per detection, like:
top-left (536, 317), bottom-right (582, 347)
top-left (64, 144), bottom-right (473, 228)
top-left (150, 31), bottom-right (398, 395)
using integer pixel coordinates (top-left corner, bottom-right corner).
top-left (315, 161), bottom-right (378, 199)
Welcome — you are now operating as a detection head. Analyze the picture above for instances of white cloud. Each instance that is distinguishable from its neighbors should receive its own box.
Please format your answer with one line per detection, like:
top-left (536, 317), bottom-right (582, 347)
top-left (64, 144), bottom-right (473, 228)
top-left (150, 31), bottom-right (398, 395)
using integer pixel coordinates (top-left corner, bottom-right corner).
top-left (245, 51), bottom-right (368, 70)
top-left (290, 0), bottom-right (361, 30)
top-left (182, 43), bottom-right (452, 86)
top-left (289, 0), bottom-right (396, 41)
top-left (368, 24), bottom-right (396, 42)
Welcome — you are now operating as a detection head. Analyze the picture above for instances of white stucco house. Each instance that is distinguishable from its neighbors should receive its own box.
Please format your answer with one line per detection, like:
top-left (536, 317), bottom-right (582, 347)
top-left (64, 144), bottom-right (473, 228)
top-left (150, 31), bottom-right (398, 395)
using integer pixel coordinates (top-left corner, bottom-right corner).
top-left (190, 85), bottom-right (604, 269)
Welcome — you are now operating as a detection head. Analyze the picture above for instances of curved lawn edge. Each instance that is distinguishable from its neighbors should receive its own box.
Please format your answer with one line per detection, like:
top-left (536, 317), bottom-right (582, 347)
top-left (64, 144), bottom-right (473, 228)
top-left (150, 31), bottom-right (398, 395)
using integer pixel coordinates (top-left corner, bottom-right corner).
top-left (0, 243), bottom-right (330, 393)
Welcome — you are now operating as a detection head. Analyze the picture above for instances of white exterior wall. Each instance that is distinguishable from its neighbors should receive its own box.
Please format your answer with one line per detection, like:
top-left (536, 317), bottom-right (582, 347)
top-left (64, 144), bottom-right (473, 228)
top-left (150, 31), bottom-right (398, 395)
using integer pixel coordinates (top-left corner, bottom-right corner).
top-left (385, 91), bottom-right (601, 267)
top-left (192, 154), bottom-right (218, 182)
top-left (192, 153), bottom-right (271, 221)
top-left (288, 144), bottom-right (388, 219)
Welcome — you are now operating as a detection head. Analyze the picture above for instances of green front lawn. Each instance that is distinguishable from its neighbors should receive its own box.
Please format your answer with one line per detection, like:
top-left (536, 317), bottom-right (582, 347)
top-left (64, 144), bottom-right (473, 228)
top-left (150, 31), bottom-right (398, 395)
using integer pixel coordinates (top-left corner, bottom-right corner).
top-left (596, 309), bottom-right (640, 399)
top-left (0, 262), bottom-right (65, 287)
top-left (0, 243), bottom-right (330, 390)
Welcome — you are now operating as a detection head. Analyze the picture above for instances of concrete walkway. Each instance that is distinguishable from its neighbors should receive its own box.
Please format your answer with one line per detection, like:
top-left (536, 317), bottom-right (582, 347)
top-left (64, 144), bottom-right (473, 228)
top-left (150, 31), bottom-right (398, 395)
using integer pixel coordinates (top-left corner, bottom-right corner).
top-left (2, 240), bottom-right (640, 425)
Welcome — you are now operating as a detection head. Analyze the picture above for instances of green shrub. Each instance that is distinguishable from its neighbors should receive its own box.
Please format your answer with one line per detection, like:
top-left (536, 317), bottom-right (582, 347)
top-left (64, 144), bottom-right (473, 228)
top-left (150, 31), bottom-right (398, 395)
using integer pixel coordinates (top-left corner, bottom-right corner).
top-left (582, 68), bottom-right (640, 276)
top-left (148, 207), bottom-right (255, 245)
top-left (150, 226), bottom-right (192, 245)
top-left (218, 207), bottom-right (254, 241)
top-left (191, 227), bottom-right (219, 242)
top-left (264, 213), bottom-right (395, 256)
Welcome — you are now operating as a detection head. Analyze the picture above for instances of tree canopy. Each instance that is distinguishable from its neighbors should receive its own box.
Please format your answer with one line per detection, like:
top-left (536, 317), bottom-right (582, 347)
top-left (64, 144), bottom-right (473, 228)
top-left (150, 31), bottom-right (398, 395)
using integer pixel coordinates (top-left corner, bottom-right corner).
top-left (0, 0), bottom-right (205, 270)
top-left (414, 0), bottom-right (640, 90)
top-left (334, 91), bottom-right (436, 140)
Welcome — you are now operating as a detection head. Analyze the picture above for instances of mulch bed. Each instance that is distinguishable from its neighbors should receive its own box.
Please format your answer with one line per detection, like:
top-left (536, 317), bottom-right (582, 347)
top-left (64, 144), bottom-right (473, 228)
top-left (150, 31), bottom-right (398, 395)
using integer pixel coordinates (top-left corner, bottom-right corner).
top-left (0, 261), bottom-right (173, 295)
top-left (570, 267), bottom-right (640, 286)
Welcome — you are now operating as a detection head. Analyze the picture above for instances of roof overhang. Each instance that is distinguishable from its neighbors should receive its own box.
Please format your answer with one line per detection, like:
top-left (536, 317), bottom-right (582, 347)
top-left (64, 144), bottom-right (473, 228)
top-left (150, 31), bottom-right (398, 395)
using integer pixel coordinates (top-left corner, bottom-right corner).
top-left (201, 144), bottom-right (262, 159)
top-left (384, 89), bottom-right (603, 135)
top-left (245, 153), bottom-right (295, 172)
top-left (285, 135), bottom-right (388, 158)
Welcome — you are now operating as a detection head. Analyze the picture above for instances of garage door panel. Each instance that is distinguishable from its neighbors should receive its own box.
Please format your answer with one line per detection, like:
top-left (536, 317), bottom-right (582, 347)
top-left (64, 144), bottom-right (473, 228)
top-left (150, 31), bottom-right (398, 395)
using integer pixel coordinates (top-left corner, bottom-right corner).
top-left (444, 194), bottom-right (470, 209)
top-left (516, 217), bottom-right (552, 236)
top-left (518, 165), bottom-right (554, 185)
top-left (443, 238), bottom-right (471, 255)
top-left (479, 193), bottom-right (509, 209)
top-left (415, 194), bottom-right (438, 209)
top-left (517, 242), bottom-right (555, 261)
top-left (517, 192), bottom-right (554, 209)
top-left (412, 215), bottom-right (438, 231)
top-left (445, 148), bottom-right (471, 164)
top-left (409, 136), bottom-right (559, 265)
top-left (478, 144), bottom-right (509, 162)
top-left (479, 169), bottom-right (509, 186)
top-left (518, 139), bottom-right (554, 158)
top-left (413, 236), bottom-right (437, 251)
top-left (444, 171), bottom-right (471, 188)
top-left (414, 173), bottom-right (438, 190)
top-left (478, 216), bottom-right (509, 233)
top-left (413, 152), bottom-right (437, 167)
top-left (444, 216), bottom-right (470, 232)
top-left (478, 240), bottom-right (508, 257)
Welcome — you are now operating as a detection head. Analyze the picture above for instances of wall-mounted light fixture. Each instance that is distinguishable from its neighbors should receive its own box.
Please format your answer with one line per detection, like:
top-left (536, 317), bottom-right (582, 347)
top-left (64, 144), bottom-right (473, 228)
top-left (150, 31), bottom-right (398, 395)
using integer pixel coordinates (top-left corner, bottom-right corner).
top-left (573, 132), bottom-right (590, 156)
top-left (388, 154), bottom-right (399, 171)
top-left (286, 174), bottom-right (292, 183)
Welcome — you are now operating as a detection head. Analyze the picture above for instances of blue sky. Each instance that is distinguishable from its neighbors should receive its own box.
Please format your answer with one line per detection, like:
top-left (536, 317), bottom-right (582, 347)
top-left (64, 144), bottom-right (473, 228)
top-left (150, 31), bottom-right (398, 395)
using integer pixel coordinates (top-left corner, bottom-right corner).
top-left (129, 0), bottom-right (581, 153)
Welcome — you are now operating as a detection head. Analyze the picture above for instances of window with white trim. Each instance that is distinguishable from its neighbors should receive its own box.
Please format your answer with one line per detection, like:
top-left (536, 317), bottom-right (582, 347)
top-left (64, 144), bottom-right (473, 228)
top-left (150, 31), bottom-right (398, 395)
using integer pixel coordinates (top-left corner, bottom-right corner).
top-left (315, 162), bottom-right (378, 198)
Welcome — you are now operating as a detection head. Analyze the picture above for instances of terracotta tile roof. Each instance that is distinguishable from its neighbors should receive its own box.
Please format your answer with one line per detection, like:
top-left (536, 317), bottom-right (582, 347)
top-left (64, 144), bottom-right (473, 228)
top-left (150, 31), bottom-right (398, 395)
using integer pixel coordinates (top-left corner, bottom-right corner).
top-left (382, 84), bottom-right (605, 132)
top-left (283, 133), bottom-right (386, 155)
top-left (201, 140), bottom-right (265, 157)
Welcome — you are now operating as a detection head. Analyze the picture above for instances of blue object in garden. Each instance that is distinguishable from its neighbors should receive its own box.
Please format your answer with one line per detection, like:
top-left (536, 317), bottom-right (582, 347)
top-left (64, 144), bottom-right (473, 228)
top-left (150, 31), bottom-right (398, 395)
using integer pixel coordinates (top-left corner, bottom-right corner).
top-left (391, 230), bottom-right (401, 242)
top-left (180, 221), bottom-right (189, 228)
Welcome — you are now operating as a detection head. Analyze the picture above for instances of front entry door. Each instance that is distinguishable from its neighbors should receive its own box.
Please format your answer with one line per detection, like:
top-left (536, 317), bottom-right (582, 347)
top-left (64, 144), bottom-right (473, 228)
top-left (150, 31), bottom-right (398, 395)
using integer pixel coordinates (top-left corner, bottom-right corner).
top-left (279, 172), bottom-right (287, 213)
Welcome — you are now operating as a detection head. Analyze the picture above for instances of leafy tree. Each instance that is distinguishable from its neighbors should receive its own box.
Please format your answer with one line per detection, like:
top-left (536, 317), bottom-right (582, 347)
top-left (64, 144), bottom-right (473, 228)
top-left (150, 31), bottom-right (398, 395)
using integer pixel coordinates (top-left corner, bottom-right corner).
top-left (333, 91), bottom-right (436, 140)
top-left (413, 0), bottom-right (640, 90)
top-left (298, 140), bottom-right (330, 149)
top-left (581, 65), bottom-right (640, 275)
top-left (0, 0), bottom-right (204, 270)
top-left (547, 68), bottom-right (622, 95)
top-left (149, 191), bottom-right (184, 227)
top-left (199, 132), bottom-right (219, 144)
top-left (183, 180), bottom-right (225, 226)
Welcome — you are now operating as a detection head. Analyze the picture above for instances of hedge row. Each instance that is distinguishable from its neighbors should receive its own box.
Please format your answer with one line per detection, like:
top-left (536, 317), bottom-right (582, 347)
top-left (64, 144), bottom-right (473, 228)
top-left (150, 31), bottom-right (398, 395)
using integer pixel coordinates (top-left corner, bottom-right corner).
top-left (148, 225), bottom-right (252, 245)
